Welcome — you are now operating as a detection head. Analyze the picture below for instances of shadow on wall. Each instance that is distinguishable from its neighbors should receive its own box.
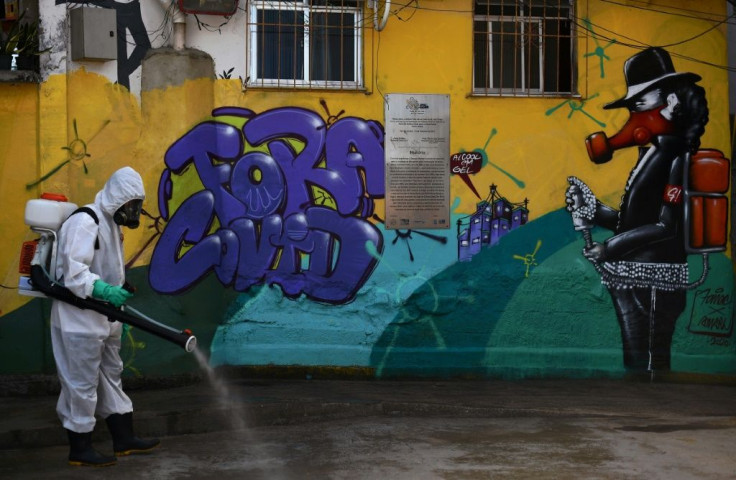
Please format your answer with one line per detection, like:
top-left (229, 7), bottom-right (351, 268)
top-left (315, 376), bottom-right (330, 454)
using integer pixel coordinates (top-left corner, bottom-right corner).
top-left (370, 209), bottom-right (596, 379)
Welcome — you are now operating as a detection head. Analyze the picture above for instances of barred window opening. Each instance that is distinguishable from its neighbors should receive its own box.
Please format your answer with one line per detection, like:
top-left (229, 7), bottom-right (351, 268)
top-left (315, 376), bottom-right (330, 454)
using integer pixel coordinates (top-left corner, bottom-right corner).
top-left (248, 0), bottom-right (363, 90)
top-left (473, 0), bottom-right (576, 97)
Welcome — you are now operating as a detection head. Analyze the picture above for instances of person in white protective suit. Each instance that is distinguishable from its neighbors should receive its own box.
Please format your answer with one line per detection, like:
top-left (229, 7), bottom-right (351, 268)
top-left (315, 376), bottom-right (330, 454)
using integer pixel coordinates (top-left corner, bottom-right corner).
top-left (51, 166), bottom-right (159, 467)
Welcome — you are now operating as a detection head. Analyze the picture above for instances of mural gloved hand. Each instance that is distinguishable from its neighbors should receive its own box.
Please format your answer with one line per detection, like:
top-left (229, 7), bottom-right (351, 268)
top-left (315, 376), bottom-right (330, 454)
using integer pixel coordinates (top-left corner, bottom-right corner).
top-left (565, 177), bottom-right (597, 233)
top-left (583, 242), bottom-right (607, 264)
top-left (92, 280), bottom-right (133, 308)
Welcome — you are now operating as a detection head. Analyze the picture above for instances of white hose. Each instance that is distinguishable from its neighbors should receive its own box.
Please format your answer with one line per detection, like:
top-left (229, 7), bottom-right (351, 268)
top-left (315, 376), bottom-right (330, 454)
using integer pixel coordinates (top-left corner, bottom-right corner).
top-left (374, 0), bottom-right (390, 31)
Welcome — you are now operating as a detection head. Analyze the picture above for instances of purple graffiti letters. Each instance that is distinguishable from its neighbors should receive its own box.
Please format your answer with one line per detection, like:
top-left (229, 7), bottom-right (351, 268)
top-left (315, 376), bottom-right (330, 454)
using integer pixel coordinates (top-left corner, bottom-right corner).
top-left (149, 190), bottom-right (239, 293)
top-left (243, 108), bottom-right (384, 217)
top-left (162, 121), bottom-right (247, 226)
top-left (295, 207), bottom-right (383, 302)
top-left (325, 117), bottom-right (385, 199)
top-left (229, 214), bottom-right (283, 290)
top-left (149, 106), bottom-right (386, 304)
top-left (231, 152), bottom-right (285, 220)
top-left (266, 207), bottom-right (384, 302)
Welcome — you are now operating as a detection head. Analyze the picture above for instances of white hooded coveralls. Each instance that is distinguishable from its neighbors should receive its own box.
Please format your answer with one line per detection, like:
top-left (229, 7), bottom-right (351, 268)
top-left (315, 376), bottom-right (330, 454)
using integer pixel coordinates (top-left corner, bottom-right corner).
top-left (50, 167), bottom-right (145, 433)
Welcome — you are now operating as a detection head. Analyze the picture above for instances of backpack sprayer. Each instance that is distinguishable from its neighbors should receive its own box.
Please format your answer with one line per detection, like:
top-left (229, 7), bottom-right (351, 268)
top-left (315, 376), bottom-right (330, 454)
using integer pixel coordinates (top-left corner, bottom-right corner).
top-left (567, 148), bottom-right (730, 290)
top-left (18, 193), bottom-right (197, 353)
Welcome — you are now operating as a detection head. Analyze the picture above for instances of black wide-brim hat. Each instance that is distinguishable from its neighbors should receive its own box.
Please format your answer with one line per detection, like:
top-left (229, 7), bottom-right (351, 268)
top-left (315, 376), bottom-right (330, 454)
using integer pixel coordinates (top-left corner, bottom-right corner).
top-left (604, 47), bottom-right (701, 109)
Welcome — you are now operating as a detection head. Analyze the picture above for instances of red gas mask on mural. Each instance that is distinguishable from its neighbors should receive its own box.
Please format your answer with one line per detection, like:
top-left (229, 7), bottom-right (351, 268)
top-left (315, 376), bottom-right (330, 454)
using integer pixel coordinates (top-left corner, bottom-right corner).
top-left (585, 105), bottom-right (676, 164)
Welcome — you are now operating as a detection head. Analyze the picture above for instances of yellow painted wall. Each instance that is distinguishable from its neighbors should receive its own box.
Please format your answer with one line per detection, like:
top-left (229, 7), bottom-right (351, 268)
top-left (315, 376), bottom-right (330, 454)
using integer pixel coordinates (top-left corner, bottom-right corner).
top-left (0, 82), bottom-right (40, 317)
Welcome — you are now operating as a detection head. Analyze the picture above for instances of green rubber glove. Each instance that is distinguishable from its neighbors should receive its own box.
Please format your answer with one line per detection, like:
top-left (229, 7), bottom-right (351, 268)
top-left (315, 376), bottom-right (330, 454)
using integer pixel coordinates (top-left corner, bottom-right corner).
top-left (92, 280), bottom-right (133, 308)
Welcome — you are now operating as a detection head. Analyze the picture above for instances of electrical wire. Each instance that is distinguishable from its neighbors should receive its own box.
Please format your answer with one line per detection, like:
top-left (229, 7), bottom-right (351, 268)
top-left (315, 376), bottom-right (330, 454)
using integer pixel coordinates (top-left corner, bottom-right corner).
top-left (374, 20), bottom-right (387, 103)
top-left (578, 11), bottom-right (736, 49)
top-left (573, 15), bottom-right (736, 73)
top-left (393, 0), bottom-right (419, 22)
top-left (371, 1), bottom-right (736, 73)
top-left (193, 13), bottom-right (235, 33)
top-left (601, 0), bottom-right (736, 24)
top-left (146, 2), bottom-right (176, 47)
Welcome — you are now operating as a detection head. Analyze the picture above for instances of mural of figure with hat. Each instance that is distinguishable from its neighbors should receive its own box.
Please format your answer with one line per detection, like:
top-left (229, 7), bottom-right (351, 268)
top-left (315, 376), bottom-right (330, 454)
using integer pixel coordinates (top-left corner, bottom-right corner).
top-left (565, 47), bottom-right (710, 375)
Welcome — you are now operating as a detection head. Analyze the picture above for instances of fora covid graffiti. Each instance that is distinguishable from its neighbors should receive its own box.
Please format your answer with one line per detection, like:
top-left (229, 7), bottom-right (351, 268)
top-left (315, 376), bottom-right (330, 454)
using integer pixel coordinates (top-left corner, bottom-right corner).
top-left (149, 106), bottom-right (386, 304)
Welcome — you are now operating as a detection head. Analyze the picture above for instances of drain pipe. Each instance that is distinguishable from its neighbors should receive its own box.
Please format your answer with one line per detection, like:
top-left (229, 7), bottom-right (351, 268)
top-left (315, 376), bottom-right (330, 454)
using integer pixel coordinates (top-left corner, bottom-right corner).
top-left (159, 0), bottom-right (187, 50)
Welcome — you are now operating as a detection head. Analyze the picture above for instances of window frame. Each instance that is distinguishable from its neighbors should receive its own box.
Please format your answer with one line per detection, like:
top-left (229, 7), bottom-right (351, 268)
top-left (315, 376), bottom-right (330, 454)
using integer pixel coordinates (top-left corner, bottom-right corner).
top-left (247, 0), bottom-right (364, 90)
top-left (473, 1), bottom-right (577, 97)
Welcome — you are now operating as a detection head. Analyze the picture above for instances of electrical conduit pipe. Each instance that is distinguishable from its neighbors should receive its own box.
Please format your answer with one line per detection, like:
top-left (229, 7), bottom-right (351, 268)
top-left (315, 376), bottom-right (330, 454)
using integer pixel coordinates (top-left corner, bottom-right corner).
top-left (158, 0), bottom-right (187, 50)
top-left (374, 0), bottom-right (390, 31)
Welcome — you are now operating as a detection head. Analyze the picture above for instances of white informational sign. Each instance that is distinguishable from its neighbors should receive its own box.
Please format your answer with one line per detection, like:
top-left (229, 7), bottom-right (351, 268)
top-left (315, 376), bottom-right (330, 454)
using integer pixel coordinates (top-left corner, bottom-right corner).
top-left (384, 94), bottom-right (450, 230)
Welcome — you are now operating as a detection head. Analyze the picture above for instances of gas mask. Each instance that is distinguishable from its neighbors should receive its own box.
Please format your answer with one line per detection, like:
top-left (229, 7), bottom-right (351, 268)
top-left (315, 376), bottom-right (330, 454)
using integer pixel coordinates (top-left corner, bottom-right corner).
top-left (113, 199), bottom-right (143, 229)
top-left (585, 105), bottom-right (676, 164)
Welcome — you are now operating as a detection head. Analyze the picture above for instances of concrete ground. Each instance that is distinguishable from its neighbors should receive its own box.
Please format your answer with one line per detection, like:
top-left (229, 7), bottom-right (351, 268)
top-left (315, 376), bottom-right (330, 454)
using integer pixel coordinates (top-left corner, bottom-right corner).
top-left (0, 376), bottom-right (734, 479)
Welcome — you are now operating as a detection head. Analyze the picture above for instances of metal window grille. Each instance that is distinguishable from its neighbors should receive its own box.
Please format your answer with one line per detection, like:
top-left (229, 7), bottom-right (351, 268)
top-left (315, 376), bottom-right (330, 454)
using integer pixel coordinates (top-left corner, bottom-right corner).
top-left (247, 0), bottom-right (364, 90)
top-left (473, 0), bottom-right (576, 96)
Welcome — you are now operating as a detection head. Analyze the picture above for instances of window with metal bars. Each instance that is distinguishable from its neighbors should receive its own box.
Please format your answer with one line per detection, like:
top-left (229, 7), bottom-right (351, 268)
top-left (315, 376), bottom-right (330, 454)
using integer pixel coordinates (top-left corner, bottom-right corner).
top-left (473, 0), bottom-right (576, 96)
top-left (247, 0), bottom-right (363, 89)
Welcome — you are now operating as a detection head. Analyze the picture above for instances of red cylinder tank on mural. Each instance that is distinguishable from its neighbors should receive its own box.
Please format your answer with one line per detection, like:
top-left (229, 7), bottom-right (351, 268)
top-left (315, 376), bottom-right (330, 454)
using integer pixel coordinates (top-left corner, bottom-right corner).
top-left (686, 149), bottom-right (730, 252)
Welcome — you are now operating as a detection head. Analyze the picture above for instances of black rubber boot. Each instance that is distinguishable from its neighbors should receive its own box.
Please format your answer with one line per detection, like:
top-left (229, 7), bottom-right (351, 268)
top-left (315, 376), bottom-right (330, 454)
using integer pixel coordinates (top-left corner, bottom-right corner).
top-left (66, 429), bottom-right (117, 467)
top-left (105, 412), bottom-right (160, 456)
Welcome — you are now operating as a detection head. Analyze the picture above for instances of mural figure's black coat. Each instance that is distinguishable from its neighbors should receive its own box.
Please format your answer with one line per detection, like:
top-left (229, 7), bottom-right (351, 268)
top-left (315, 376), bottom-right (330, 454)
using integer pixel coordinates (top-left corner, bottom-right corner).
top-left (593, 135), bottom-right (689, 371)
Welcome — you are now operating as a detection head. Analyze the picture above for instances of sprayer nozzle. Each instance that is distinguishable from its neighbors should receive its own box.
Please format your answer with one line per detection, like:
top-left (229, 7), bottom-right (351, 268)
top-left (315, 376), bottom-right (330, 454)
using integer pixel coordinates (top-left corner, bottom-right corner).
top-left (185, 335), bottom-right (197, 353)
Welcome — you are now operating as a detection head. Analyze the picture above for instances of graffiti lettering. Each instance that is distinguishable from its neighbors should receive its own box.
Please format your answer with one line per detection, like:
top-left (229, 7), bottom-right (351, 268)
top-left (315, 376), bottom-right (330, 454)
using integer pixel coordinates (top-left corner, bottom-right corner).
top-left (687, 287), bottom-right (734, 338)
top-left (699, 316), bottom-right (728, 330)
top-left (451, 153), bottom-right (482, 164)
top-left (450, 151), bottom-right (482, 176)
top-left (699, 288), bottom-right (731, 306)
top-left (149, 106), bottom-right (386, 304)
top-left (709, 337), bottom-right (730, 347)
top-left (663, 184), bottom-right (683, 205)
